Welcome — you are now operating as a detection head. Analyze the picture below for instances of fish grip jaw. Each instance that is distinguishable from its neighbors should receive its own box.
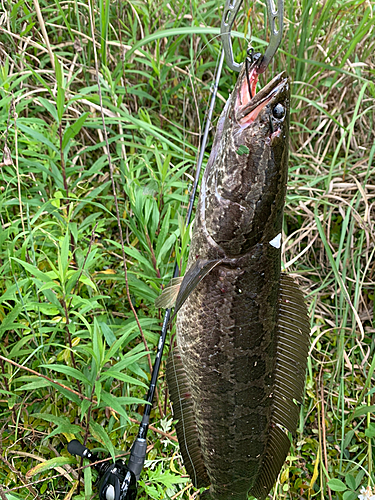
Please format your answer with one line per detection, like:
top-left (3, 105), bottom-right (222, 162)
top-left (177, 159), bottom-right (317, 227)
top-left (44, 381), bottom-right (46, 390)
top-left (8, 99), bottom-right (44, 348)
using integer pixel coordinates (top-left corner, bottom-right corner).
top-left (221, 0), bottom-right (244, 72)
top-left (221, 0), bottom-right (284, 73)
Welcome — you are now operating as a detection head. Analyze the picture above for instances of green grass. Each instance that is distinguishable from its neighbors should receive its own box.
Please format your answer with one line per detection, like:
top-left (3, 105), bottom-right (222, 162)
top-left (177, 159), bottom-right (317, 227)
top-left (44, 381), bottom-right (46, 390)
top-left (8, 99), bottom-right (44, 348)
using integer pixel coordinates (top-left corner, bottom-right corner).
top-left (0, 0), bottom-right (374, 499)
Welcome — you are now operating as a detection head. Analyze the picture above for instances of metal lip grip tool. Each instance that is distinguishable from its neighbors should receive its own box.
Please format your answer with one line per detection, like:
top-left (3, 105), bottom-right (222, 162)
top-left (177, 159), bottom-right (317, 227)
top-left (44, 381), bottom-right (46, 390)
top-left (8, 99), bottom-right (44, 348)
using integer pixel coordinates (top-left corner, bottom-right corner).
top-left (221, 0), bottom-right (284, 73)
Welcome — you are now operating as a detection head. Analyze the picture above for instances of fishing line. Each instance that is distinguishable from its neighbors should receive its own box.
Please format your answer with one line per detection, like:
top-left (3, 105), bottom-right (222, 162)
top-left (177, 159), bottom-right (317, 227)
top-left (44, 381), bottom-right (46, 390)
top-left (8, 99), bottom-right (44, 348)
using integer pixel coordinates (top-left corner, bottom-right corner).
top-left (145, 43), bottom-right (225, 459)
top-left (162, 47), bottom-right (225, 283)
top-left (186, 49), bottom-right (225, 223)
top-left (192, 33), bottom-right (240, 95)
top-left (161, 44), bottom-right (220, 287)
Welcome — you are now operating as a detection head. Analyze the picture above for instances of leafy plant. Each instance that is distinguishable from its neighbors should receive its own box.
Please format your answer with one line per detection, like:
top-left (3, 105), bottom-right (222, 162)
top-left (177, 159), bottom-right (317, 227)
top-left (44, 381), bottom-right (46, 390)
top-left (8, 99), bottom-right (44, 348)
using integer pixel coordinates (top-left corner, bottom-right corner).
top-left (0, 0), bottom-right (374, 499)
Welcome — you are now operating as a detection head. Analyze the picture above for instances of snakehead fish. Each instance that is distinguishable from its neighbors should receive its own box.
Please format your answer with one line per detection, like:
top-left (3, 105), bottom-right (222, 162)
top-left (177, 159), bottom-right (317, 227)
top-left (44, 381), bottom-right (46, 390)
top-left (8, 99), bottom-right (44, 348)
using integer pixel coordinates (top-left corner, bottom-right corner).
top-left (157, 62), bottom-right (310, 500)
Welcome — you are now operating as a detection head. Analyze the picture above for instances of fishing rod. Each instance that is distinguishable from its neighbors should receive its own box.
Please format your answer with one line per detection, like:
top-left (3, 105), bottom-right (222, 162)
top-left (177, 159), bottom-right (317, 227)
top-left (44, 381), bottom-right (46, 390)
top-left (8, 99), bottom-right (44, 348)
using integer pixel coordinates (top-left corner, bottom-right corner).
top-left (67, 0), bottom-right (284, 495)
top-left (67, 51), bottom-right (225, 500)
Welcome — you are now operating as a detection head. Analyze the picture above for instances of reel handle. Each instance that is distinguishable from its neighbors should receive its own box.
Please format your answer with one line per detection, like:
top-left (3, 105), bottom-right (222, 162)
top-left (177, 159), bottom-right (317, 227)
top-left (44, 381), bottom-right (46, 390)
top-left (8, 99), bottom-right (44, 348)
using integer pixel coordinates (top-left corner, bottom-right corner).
top-left (68, 439), bottom-right (95, 460)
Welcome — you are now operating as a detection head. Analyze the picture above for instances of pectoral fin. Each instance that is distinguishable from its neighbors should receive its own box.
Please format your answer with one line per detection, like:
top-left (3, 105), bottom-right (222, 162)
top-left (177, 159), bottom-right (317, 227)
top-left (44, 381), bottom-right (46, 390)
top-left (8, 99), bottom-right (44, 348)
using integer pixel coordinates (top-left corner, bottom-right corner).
top-left (155, 259), bottom-right (222, 317)
top-left (155, 277), bottom-right (184, 309)
top-left (250, 274), bottom-right (310, 500)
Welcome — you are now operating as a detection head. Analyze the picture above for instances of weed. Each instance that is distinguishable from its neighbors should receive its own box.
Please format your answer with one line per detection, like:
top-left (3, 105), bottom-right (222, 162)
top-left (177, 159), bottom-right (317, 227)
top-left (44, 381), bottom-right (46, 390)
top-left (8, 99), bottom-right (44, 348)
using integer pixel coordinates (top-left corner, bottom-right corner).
top-left (0, 0), bottom-right (374, 499)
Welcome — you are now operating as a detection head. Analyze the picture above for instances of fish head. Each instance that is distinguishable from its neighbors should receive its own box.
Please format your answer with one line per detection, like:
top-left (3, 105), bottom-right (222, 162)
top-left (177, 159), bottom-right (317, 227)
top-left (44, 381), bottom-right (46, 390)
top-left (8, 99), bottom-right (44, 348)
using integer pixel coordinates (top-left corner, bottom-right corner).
top-left (233, 66), bottom-right (290, 148)
top-left (202, 64), bottom-right (290, 257)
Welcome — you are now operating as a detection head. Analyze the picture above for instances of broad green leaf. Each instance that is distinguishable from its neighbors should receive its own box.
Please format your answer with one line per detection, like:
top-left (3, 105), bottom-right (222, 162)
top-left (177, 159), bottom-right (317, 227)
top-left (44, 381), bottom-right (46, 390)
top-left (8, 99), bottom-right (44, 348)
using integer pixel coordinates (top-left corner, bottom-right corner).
top-left (100, 321), bottom-right (116, 347)
top-left (0, 389), bottom-right (16, 396)
top-left (89, 421), bottom-right (115, 462)
top-left (30, 414), bottom-right (83, 439)
top-left (84, 459), bottom-right (92, 499)
top-left (139, 483), bottom-right (159, 498)
top-left (33, 412), bottom-right (77, 427)
top-left (99, 371), bottom-right (147, 389)
top-left (104, 329), bottom-right (137, 362)
top-left (110, 350), bottom-right (149, 373)
top-left (113, 396), bottom-right (150, 406)
top-left (327, 478), bottom-right (347, 492)
top-left (41, 364), bottom-right (91, 386)
top-left (11, 257), bottom-right (55, 284)
top-left (156, 231), bottom-right (177, 268)
top-left (47, 421), bottom-right (83, 439)
top-left (95, 380), bottom-right (102, 405)
top-left (62, 112), bottom-right (89, 150)
top-left (126, 26), bottom-right (246, 60)
top-left (2, 492), bottom-right (25, 500)
top-left (54, 55), bottom-right (65, 122)
top-left (99, 391), bottom-right (129, 421)
top-left (127, 362), bottom-right (148, 381)
top-left (26, 456), bottom-right (75, 477)
top-left (16, 379), bottom-right (51, 391)
top-left (343, 430), bottom-right (354, 449)
top-left (38, 96), bottom-right (58, 123)
top-left (155, 204), bottom-right (170, 258)
top-left (345, 474), bottom-right (356, 490)
top-left (17, 122), bottom-right (59, 153)
top-left (351, 405), bottom-right (375, 419)
top-left (65, 270), bottom-right (81, 295)
top-left (37, 282), bottom-right (62, 294)
top-left (0, 304), bottom-right (23, 335)
top-left (365, 423), bottom-right (375, 438)
top-left (110, 242), bottom-right (155, 276)
top-left (0, 280), bottom-right (28, 303)
top-left (59, 230), bottom-right (70, 280)
top-left (343, 490), bottom-right (358, 500)
top-left (80, 399), bottom-right (91, 420)
top-left (92, 318), bottom-right (104, 367)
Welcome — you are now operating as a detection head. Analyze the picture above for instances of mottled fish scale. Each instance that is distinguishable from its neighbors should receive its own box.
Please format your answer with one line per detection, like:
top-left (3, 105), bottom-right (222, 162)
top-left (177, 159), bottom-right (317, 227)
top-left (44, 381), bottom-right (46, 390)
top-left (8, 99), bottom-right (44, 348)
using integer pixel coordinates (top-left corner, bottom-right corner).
top-left (162, 66), bottom-right (310, 500)
top-left (177, 246), bottom-right (281, 498)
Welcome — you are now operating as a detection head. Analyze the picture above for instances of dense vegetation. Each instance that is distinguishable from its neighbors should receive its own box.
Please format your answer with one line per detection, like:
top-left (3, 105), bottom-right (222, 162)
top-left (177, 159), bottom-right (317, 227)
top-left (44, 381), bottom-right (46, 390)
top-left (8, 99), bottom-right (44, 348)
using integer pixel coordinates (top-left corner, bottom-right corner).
top-left (0, 0), bottom-right (374, 499)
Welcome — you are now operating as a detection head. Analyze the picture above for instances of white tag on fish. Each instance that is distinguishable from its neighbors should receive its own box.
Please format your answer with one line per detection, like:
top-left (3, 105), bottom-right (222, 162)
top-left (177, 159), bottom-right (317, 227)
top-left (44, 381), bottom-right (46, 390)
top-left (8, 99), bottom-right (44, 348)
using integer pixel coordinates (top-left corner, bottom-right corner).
top-left (269, 233), bottom-right (281, 249)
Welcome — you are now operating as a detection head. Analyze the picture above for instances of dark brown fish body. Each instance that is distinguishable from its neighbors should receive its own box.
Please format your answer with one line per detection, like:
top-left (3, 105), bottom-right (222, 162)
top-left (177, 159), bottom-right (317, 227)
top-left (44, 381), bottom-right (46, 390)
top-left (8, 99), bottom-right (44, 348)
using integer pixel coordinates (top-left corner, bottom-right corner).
top-left (165, 66), bottom-right (310, 500)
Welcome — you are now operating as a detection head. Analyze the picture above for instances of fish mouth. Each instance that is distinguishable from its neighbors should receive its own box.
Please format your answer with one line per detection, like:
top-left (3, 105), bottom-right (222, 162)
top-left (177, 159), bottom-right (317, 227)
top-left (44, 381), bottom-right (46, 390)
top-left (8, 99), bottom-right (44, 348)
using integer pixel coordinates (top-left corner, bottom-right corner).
top-left (235, 67), bottom-right (288, 126)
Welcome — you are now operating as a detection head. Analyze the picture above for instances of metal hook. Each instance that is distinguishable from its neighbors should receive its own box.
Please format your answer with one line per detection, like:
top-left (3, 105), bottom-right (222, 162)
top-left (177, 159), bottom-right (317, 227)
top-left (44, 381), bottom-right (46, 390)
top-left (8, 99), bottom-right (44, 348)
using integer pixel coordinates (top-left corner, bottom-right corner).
top-left (245, 48), bottom-right (255, 98)
top-left (245, 48), bottom-right (262, 98)
top-left (220, 0), bottom-right (284, 73)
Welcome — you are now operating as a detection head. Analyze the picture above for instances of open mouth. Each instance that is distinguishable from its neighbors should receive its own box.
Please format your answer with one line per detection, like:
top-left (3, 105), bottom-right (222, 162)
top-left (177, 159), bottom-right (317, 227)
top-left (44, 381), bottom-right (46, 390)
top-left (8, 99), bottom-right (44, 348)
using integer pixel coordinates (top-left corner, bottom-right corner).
top-left (235, 69), bottom-right (288, 126)
top-left (236, 61), bottom-right (259, 109)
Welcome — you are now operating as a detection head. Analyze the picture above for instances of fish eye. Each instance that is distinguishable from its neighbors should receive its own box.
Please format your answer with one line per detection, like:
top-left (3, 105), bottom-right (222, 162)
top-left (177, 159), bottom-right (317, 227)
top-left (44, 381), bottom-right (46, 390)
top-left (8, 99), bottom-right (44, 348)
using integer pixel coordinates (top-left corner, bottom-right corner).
top-left (272, 103), bottom-right (285, 119)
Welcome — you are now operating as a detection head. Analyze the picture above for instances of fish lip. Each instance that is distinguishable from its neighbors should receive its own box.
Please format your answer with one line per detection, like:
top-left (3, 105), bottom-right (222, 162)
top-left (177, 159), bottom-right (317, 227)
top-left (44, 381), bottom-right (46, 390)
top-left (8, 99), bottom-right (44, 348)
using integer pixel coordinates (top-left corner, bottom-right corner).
top-left (235, 71), bottom-right (288, 121)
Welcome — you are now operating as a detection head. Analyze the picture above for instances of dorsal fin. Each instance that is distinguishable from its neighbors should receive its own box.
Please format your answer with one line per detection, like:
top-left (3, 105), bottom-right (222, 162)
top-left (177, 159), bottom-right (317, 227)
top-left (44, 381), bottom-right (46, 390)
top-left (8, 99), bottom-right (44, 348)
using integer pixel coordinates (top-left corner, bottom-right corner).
top-left (250, 274), bottom-right (310, 500)
top-left (166, 347), bottom-right (210, 489)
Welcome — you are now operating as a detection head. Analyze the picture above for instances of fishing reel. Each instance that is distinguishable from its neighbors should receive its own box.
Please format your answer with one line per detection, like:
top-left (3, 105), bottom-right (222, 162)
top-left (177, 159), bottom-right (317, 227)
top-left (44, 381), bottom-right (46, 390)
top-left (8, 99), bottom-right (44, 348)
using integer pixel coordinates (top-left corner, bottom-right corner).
top-left (67, 313), bottom-right (171, 500)
top-left (67, 438), bottom-right (143, 500)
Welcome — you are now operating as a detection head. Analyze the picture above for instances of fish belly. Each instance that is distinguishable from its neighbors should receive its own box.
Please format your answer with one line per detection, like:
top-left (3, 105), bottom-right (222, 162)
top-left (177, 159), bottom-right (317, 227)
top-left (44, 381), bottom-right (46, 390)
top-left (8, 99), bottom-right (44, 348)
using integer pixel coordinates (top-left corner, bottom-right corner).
top-left (176, 243), bottom-right (281, 499)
